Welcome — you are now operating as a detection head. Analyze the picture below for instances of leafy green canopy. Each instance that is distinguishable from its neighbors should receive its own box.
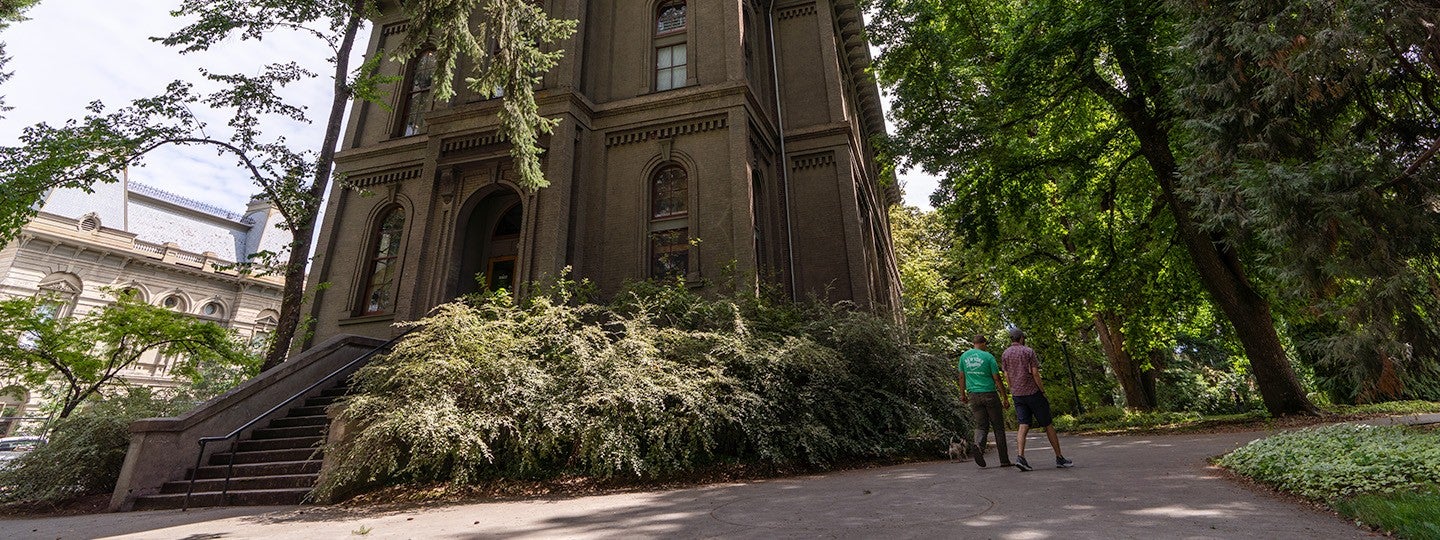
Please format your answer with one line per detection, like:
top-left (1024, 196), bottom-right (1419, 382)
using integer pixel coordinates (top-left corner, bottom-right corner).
top-left (395, 0), bottom-right (576, 190)
top-left (0, 293), bottom-right (258, 419)
top-left (314, 282), bottom-right (968, 500)
top-left (1175, 0), bottom-right (1440, 403)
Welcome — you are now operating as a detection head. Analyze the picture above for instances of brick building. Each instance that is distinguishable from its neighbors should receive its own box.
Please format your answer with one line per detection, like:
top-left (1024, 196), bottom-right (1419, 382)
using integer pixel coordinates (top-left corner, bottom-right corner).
top-left (303, 0), bottom-right (900, 344)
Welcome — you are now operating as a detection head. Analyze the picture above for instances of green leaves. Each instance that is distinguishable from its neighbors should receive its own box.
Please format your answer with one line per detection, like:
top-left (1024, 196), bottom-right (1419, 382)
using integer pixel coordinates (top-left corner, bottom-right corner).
top-left (314, 284), bottom-right (968, 499)
top-left (394, 0), bottom-right (576, 191)
top-left (0, 294), bottom-right (257, 419)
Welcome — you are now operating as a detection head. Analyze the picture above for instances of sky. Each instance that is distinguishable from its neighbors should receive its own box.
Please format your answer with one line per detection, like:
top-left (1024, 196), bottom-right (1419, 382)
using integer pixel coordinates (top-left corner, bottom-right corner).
top-left (2, 1), bottom-right (940, 213)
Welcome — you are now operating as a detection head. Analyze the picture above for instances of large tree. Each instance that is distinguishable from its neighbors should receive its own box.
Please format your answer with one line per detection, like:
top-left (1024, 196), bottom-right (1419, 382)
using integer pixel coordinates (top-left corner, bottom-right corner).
top-left (1175, 0), bottom-right (1440, 402)
top-left (868, 0), bottom-right (1319, 414)
top-left (0, 1), bottom-right (575, 372)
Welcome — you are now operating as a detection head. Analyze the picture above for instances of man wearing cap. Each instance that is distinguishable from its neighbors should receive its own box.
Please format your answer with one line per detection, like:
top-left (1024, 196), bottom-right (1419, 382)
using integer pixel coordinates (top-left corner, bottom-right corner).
top-left (959, 334), bottom-right (1011, 468)
top-left (1001, 328), bottom-right (1074, 471)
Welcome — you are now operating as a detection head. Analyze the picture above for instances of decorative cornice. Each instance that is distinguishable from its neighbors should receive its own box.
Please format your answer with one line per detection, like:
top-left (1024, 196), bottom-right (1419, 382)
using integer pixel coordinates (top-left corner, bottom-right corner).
top-left (347, 166), bottom-right (424, 188)
top-left (779, 4), bottom-right (817, 20)
top-left (381, 21), bottom-right (409, 36)
top-left (791, 151), bottom-right (836, 171)
top-left (605, 115), bottom-right (729, 148)
top-left (440, 131), bottom-right (509, 155)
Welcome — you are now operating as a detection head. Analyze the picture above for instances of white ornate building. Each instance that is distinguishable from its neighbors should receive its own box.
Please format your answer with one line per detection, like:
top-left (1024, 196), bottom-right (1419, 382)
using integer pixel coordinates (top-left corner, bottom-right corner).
top-left (0, 178), bottom-right (290, 435)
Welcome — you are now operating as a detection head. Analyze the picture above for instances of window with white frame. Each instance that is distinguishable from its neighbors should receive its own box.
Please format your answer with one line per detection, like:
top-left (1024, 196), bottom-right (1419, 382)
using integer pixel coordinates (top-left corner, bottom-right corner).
top-left (654, 1), bottom-right (688, 91)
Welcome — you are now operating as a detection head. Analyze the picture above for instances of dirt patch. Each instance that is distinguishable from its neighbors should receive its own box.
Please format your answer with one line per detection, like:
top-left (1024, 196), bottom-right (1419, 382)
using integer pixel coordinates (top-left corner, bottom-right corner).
top-left (0, 493), bottom-right (110, 519)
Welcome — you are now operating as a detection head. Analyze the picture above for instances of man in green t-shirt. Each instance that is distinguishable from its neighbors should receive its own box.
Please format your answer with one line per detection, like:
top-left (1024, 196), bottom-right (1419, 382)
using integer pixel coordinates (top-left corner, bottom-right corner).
top-left (959, 334), bottom-right (1011, 468)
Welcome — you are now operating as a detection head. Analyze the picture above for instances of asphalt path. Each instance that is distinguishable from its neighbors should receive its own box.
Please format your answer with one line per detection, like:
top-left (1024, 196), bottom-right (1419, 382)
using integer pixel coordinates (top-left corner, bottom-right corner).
top-left (9, 416), bottom-right (1432, 539)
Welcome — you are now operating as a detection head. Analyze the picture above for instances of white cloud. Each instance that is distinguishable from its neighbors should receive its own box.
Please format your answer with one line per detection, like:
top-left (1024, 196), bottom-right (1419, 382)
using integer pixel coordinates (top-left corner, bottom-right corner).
top-left (1, 0), bottom-right (359, 213)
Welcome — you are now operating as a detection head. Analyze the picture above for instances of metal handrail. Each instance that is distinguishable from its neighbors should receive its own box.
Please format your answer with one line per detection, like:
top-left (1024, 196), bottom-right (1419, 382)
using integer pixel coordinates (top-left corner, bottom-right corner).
top-left (181, 328), bottom-right (416, 510)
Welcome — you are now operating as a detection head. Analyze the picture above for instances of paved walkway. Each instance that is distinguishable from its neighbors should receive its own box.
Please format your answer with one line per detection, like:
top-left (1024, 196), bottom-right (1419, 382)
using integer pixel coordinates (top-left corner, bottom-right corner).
top-left (10, 416), bottom-right (1434, 540)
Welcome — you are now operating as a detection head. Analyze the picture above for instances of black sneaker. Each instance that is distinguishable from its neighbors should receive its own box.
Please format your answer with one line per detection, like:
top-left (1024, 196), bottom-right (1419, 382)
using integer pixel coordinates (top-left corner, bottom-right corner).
top-left (1056, 456), bottom-right (1073, 468)
top-left (999, 461), bottom-right (1014, 467)
top-left (972, 445), bottom-right (986, 468)
top-left (1015, 455), bottom-right (1033, 471)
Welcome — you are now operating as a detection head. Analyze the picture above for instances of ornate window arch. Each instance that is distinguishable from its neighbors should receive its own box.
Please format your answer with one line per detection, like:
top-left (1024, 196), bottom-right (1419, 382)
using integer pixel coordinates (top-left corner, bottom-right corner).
top-left (653, 0), bottom-right (689, 91)
top-left (360, 205), bottom-right (407, 315)
top-left (648, 163), bottom-right (690, 278)
top-left (395, 49), bottom-right (438, 137)
top-left (35, 272), bottom-right (82, 319)
top-left (159, 293), bottom-right (189, 312)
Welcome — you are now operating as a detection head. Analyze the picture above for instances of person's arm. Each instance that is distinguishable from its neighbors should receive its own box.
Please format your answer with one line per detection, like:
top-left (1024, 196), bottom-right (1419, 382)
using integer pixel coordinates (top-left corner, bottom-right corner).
top-left (1028, 351), bottom-right (1046, 393)
top-left (992, 369), bottom-right (1010, 409)
top-left (959, 365), bottom-right (969, 404)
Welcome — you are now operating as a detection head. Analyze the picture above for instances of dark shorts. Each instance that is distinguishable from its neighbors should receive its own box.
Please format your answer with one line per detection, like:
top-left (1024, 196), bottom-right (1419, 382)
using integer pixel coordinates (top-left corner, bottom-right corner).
top-left (1013, 392), bottom-right (1053, 428)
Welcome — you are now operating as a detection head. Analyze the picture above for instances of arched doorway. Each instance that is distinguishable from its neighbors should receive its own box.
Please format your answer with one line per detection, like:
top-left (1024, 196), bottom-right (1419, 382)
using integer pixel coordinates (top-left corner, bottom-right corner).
top-left (457, 190), bottom-right (524, 296)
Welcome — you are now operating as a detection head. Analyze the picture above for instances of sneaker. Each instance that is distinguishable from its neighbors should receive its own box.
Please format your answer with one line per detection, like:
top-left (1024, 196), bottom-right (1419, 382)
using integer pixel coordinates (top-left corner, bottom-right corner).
top-left (1056, 456), bottom-right (1073, 468)
top-left (1015, 455), bottom-right (1033, 472)
top-left (972, 445), bottom-right (986, 468)
top-left (999, 461), bottom-right (1014, 467)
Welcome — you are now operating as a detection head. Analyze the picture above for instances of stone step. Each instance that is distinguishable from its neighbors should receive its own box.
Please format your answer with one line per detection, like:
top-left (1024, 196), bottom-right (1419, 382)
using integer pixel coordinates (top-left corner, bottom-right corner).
top-left (160, 473), bottom-right (318, 494)
top-left (319, 386), bottom-right (349, 398)
top-left (209, 447), bottom-right (319, 466)
top-left (249, 424), bottom-right (326, 440)
top-left (237, 436), bottom-right (323, 452)
top-left (287, 405), bottom-right (329, 417)
top-left (304, 395), bottom-right (339, 408)
top-left (189, 459), bottom-right (322, 480)
top-left (133, 487), bottom-right (312, 510)
top-left (267, 415), bottom-right (329, 429)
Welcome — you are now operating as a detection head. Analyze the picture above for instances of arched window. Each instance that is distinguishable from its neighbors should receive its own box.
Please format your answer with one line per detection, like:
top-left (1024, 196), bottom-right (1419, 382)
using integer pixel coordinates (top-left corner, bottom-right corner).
top-left (35, 273), bottom-right (82, 319)
top-left (396, 50), bottom-right (438, 137)
top-left (654, 1), bottom-right (688, 91)
top-left (201, 301), bottom-right (226, 319)
top-left (649, 164), bottom-right (690, 278)
top-left (361, 207), bottom-right (406, 315)
top-left (160, 294), bottom-right (188, 312)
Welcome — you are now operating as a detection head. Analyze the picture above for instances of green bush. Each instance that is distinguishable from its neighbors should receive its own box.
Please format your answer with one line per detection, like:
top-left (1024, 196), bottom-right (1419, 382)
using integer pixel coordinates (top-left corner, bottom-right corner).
top-left (1217, 424), bottom-right (1440, 501)
top-left (0, 389), bottom-right (189, 505)
top-left (315, 282), bottom-right (969, 500)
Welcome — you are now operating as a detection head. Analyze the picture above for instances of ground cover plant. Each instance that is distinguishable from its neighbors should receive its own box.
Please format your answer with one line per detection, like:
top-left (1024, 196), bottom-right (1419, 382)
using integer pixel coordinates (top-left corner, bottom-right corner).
top-left (314, 282), bottom-right (970, 501)
top-left (0, 389), bottom-right (194, 507)
top-left (1217, 423), bottom-right (1440, 537)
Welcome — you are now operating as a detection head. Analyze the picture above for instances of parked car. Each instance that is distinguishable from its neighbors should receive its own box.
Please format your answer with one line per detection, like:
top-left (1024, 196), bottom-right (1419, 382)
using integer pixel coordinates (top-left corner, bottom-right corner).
top-left (0, 435), bottom-right (45, 467)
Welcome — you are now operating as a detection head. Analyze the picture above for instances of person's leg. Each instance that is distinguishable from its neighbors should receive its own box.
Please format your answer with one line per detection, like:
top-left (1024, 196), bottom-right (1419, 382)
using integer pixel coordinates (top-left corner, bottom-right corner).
top-left (1032, 395), bottom-right (1071, 467)
top-left (971, 397), bottom-right (991, 450)
top-left (985, 395), bottom-right (1010, 464)
top-left (1013, 394), bottom-right (1037, 471)
top-left (1044, 425), bottom-right (1063, 457)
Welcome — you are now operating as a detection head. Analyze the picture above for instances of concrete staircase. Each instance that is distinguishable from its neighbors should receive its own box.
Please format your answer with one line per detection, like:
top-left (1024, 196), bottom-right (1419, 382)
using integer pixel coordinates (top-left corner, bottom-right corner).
top-left (130, 384), bottom-right (346, 510)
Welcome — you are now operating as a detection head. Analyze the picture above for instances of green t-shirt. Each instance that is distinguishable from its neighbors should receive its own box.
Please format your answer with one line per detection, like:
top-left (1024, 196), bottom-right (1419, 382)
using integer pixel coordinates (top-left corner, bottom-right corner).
top-left (959, 349), bottom-right (999, 393)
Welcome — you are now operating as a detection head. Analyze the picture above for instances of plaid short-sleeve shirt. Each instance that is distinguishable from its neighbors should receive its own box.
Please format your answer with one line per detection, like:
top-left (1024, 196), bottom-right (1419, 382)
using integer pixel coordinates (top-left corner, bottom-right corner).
top-left (1001, 344), bottom-right (1042, 396)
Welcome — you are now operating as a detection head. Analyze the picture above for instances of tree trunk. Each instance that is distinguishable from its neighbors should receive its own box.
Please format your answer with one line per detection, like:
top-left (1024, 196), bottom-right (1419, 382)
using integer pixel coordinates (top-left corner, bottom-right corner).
top-left (1093, 311), bottom-right (1157, 411)
top-left (261, 5), bottom-right (364, 372)
top-left (1125, 113), bottom-right (1318, 416)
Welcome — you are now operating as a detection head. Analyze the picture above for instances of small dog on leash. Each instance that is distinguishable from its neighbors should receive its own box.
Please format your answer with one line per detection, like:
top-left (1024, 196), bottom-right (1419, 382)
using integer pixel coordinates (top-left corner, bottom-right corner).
top-left (946, 438), bottom-right (970, 462)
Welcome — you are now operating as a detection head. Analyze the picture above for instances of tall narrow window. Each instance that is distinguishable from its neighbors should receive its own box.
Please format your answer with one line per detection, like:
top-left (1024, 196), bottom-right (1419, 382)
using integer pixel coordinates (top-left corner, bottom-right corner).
top-left (362, 208), bottom-right (406, 315)
top-left (397, 50), bottom-right (438, 137)
top-left (654, 1), bottom-right (688, 91)
top-left (649, 164), bottom-right (690, 278)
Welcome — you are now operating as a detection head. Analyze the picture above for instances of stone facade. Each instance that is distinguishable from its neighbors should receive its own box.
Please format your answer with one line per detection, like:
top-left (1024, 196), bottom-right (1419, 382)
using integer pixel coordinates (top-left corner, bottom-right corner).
top-left (0, 179), bottom-right (288, 434)
top-left (303, 0), bottom-right (900, 344)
